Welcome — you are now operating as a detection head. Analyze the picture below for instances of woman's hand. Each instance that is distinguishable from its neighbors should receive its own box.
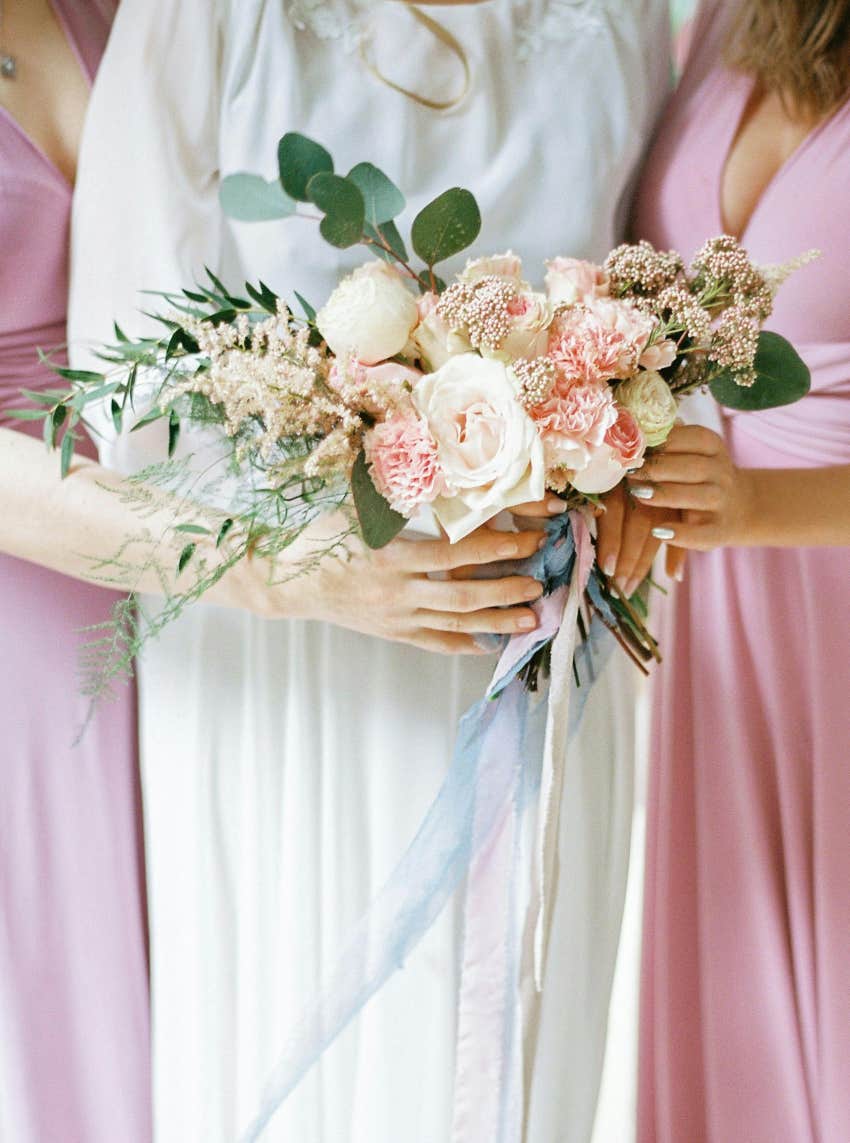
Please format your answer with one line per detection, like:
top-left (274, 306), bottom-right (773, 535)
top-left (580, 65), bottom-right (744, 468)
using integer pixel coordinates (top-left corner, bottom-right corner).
top-left (626, 425), bottom-right (757, 552)
top-left (595, 483), bottom-right (683, 597)
top-left (236, 515), bottom-right (545, 655)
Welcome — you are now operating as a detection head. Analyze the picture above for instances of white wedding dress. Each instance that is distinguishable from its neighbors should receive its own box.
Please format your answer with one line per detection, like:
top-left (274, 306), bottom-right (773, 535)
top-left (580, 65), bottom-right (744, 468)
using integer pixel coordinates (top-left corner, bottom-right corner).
top-left (69, 2), bottom-right (668, 1140)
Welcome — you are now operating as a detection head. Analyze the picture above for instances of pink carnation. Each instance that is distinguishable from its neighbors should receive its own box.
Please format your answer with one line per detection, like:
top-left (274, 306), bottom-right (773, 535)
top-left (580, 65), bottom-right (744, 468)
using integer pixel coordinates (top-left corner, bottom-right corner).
top-left (365, 413), bottom-right (445, 516)
top-left (547, 298), bottom-right (664, 384)
top-left (530, 374), bottom-right (617, 472)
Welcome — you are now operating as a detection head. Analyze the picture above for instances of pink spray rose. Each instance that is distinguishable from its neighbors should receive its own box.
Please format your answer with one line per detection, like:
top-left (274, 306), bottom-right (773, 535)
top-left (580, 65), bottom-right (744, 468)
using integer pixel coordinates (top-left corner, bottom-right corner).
top-left (569, 406), bottom-right (646, 495)
top-left (545, 257), bottom-right (609, 306)
top-left (365, 413), bottom-right (445, 516)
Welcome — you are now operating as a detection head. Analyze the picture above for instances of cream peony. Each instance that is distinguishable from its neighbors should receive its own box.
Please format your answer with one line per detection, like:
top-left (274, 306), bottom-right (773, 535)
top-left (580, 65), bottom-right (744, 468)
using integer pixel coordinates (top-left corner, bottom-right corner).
top-left (413, 353), bottom-right (545, 542)
top-left (615, 370), bottom-right (678, 448)
top-left (460, 251), bottom-right (526, 286)
top-left (409, 292), bottom-right (473, 370)
top-left (317, 261), bottom-right (419, 366)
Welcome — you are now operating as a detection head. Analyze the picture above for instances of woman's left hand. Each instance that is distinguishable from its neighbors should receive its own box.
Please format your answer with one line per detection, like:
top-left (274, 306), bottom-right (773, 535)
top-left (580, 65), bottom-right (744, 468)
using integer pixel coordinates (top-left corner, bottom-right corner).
top-left (627, 425), bottom-right (757, 551)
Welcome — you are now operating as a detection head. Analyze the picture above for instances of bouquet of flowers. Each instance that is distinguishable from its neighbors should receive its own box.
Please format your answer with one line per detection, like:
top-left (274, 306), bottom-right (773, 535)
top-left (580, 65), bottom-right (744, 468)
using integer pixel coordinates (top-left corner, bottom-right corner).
top-left (28, 134), bottom-right (814, 1140)
top-left (31, 133), bottom-right (812, 692)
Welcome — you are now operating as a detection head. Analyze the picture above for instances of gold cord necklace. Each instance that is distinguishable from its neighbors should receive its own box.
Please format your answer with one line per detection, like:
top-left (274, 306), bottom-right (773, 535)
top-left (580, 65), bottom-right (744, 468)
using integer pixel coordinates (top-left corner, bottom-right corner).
top-left (359, 3), bottom-right (471, 111)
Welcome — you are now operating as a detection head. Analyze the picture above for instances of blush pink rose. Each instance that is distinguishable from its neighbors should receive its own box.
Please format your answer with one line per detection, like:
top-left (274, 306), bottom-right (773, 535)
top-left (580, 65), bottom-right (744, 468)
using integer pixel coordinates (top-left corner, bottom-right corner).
top-left (605, 406), bottom-right (646, 467)
top-left (529, 374), bottom-right (617, 473)
top-left (545, 257), bottom-right (610, 306)
top-left (365, 413), bottom-right (445, 516)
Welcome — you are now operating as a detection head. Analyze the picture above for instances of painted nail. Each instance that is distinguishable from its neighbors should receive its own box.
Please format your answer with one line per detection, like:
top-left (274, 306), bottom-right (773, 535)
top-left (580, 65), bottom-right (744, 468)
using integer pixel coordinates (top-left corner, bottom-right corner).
top-left (517, 615), bottom-right (537, 630)
top-left (547, 498), bottom-right (567, 514)
top-left (497, 541), bottom-right (520, 557)
top-left (603, 555), bottom-right (617, 577)
top-left (652, 527), bottom-right (675, 541)
top-left (674, 566), bottom-right (685, 583)
top-left (630, 485), bottom-right (655, 500)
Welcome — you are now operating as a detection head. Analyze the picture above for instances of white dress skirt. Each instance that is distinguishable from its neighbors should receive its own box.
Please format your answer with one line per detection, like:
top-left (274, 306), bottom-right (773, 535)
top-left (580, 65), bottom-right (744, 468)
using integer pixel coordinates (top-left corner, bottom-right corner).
top-left (69, 2), bottom-right (669, 1139)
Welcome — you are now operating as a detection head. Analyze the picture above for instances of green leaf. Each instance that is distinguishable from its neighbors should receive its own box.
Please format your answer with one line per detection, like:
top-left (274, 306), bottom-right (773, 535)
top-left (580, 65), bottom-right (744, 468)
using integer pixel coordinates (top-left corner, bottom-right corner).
top-left (306, 172), bottom-right (366, 249)
top-left (710, 331), bottom-right (811, 411)
top-left (168, 410), bottom-right (180, 458)
top-left (36, 352), bottom-right (104, 386)
top-left (130, 406), bottom-right (167, 433)
top-left (5, 408), bottom-right (47, 421)
top-left (174, 523), bottom-right (211, 536)
top-left (346, 162), bottom-right (405, 226)
top-left (166, 327), bottom-right (200, 360)
top-left (364, 220), bottom-right (409, 265)
top-left (219, 172), bottom-right (296, 222)
top-left (293, 291), bottom-right (317, 322)
top-left (60, 430), bottom-right (76, 479)
top-left (277, 133), bottom-right (334, 203)
top-left (216, 518), bottom-right (234, 548)
top-left (246, 280), bottom-right (280, 314)
top-left (111, 398), bottom-right (123, 435)
top-left (177, 543), bottom-right (197, 575)
top-left (411, 188), bottom-right (481, 268)
top-left (351, 449), bottom-right (407, 549)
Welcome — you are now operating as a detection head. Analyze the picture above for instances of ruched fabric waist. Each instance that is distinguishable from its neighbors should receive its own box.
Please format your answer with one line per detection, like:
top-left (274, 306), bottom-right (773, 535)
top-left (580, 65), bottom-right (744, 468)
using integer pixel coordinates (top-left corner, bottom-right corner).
top-left (726, 340), bottom-right (850, 469)
top-left (0, 319), bottom-right (67, 426)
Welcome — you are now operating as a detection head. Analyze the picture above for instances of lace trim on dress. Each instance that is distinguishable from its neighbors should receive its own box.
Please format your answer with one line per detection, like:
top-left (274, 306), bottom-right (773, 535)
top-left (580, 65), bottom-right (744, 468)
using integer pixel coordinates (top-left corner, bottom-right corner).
top-left (285, 0), bottom-right (612, 57)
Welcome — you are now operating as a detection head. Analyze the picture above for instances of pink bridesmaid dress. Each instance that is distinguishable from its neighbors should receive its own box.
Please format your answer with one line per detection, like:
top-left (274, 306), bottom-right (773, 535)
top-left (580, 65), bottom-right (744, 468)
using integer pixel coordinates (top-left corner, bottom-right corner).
top-left (632, 3), bottom-right (850, 1142)
top-left (0, 3), bottom-right (150, 1140)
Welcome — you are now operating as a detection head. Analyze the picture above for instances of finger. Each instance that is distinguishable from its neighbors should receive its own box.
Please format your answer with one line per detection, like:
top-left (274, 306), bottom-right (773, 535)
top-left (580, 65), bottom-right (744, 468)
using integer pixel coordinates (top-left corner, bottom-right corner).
top-left (404, 631), bottom-right (494, 656)
top-left (649, 520), bottom-right (718, 551)
top-left (389, 526), bottom-right (543, 574)
top-left (630, 454), bottom-right (717, 484)
top-left (412, 574), bottom-right (543, 614)
top-left (628, 481), bottom-right (724, 511)
top-left (614, 500), bottom-right (657, 590)
top-left (665, 545), bottom-right (687, 582)
top-left (623, 532), bottom-right (662, 598)
top-left (595, 485), bottom-right (626, 578)
top-left (648, 425), bottom-right (723, 456)
top-left (418, 606), bottom-right (539, 636)
top-left (509, 497), bottom-right (568, 519)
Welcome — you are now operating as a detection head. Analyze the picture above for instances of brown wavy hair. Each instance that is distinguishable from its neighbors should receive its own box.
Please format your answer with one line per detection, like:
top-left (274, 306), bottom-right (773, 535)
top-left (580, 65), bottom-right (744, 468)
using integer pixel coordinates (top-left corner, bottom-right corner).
top-left (727, 0), bottom-right (850, 117)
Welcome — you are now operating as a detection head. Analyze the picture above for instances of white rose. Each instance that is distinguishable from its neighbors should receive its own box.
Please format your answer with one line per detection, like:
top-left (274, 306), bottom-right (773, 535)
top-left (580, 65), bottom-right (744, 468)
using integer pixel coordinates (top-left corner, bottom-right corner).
top-left (461, 251), bottom-right (526, 286)
top-left (616, 370), bottom-right (678, 448)
top-left (485, 291), bottom-right (553, 362)
top-left (317, 261), bottom-right (418, 366)
top-left (410, 292), bottom-right (473, 369)
top-left (413, 353), bottom-right (545, 542)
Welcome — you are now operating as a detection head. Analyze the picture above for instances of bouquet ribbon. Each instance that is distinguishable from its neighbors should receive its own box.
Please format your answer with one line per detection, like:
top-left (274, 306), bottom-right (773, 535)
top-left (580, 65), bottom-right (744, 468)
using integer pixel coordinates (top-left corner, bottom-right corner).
top-left (240, 512), bottom-right (606, 1142)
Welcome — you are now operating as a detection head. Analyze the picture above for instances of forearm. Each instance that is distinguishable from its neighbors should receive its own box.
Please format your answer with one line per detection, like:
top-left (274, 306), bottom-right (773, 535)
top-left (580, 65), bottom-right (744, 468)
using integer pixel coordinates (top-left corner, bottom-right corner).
top-left (0, 428), bottom-right (245, 603)
top-left (742, 465), bottom-right (850, 548)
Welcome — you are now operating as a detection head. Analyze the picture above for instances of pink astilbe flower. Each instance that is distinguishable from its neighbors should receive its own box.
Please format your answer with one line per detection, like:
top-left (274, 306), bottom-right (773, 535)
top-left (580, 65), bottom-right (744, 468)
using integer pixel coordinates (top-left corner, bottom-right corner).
top-left (365, 414), bottom-right (446, 516)
top-left (529, 373), bottom-right (617, 475)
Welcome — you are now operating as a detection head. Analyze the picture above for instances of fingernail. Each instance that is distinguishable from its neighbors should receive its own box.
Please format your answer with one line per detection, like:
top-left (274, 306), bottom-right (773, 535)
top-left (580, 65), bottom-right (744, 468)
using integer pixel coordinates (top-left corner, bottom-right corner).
top-left (624, 578), bottom-right (638, 597)
top-left (652, 527), bottom-right (675, 540)
top-left (498, 541), bottom-right (520, 557)
top-left (630, 485), bottom-right (654, 500)
top-left (517, 615), bottom-right (537, 630)
top-left (674, 567), bottom-right (685, 583)
top-left (603, 556), bottom-right (617, 577)
top-left (547, 498), bottom-right (567, 514)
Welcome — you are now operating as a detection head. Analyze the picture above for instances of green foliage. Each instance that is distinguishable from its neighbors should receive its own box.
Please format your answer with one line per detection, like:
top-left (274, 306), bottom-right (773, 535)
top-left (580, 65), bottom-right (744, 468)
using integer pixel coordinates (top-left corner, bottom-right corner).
top-left (306, 172), bottom-right (366, 249)
top-left (219, 172), bottom-right (296, 222)
top-left (364, 220), bottom-right (409, 265)
top-left (351, 450), bottom-right (407, 549)
top-left (278, 133), bottom-right (334, 202)
top-left (710, 331), bottom-right (811, 411)
top-left (411, 188), bottom-right (481, 268)
top-left (346, 162), bottom-right (405, 227)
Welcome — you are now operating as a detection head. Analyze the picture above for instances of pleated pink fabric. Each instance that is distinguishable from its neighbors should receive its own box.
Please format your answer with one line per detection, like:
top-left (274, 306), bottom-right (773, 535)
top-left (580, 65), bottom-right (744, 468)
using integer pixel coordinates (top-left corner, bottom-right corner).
top-left (0, 4), bottom-right (151, 1141)
top-left (632, 4), bottom-right (850, 1141)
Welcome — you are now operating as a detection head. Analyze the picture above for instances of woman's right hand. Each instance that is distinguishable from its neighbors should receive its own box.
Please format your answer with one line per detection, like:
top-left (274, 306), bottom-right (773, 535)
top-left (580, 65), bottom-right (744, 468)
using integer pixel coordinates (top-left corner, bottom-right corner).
top-left (234, 518), bottom-right (545, 655)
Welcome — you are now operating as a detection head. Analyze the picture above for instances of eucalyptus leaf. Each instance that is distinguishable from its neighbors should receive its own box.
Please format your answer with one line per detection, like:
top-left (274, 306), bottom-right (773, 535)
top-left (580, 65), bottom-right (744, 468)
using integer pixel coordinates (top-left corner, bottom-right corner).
top-left (5, 408), bottom-right (47, 421)
top-left (347, 162), bottom-right (405, 226)
top-left (351, 449), bottom-right (407, 549)
top-left (278, 133), bottom-right (334, 202)
top-left (174, 523), bottom-right (211, 535)
top-left (710, 331), bottom-right (811, 411)
top-left (306, 172), bottom-right (366, 249)
top-left (411, 188), bottom-right (481, 268)
top-left (219, 172), bottom-right (296, 222)
top-left (364, 220), bottom-right (409, 265)
top-left (60, 431), bottom-right (76, 479)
